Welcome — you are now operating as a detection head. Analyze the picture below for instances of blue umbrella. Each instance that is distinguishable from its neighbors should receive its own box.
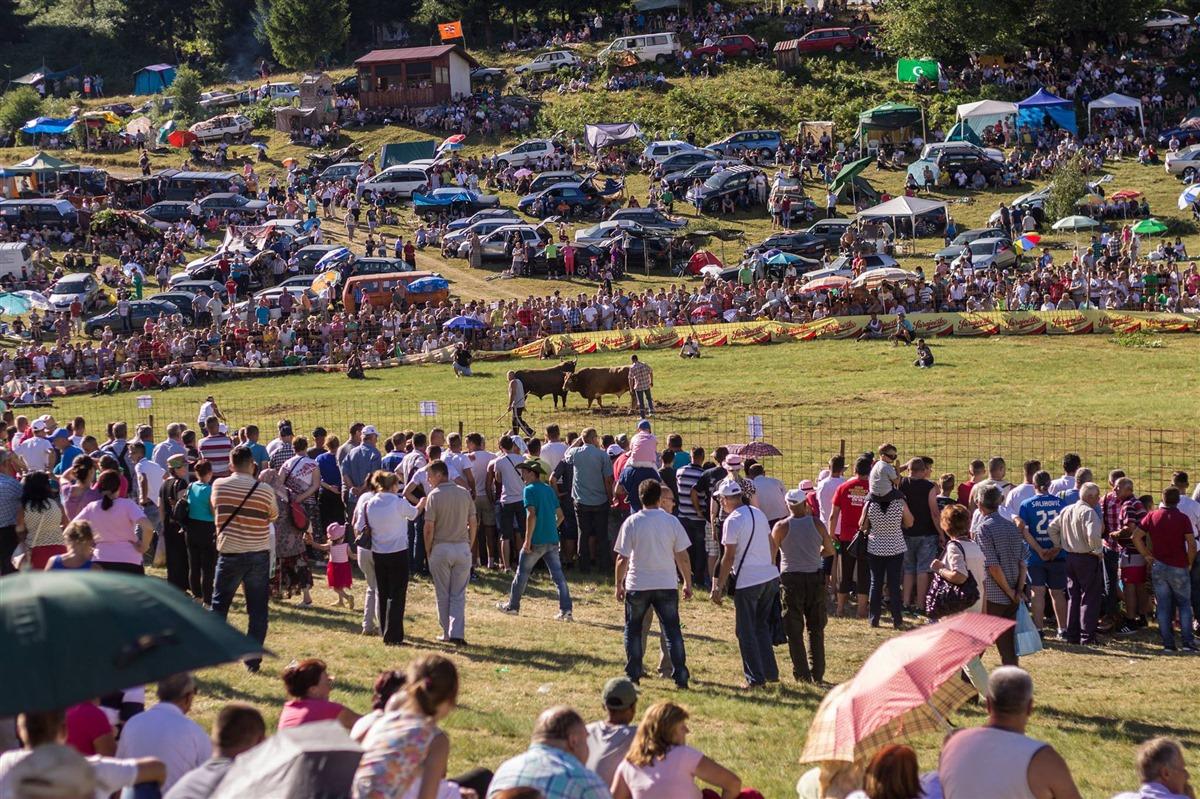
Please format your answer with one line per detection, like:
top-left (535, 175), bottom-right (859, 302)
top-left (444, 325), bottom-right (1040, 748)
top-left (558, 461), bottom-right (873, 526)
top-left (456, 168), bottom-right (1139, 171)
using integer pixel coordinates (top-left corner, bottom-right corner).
top-left (0, 293), bottom-right (32, 315)
top-left (314, 247), bottom-right (351, 271)
top-left (444, 315), bottom-right (486, 331)
top-left (1179, 183), bottom-right (1200, 210)
top-left (408, 276), bottom-right (450, 293)
top-left (766, 252), bottom-right (802, 265)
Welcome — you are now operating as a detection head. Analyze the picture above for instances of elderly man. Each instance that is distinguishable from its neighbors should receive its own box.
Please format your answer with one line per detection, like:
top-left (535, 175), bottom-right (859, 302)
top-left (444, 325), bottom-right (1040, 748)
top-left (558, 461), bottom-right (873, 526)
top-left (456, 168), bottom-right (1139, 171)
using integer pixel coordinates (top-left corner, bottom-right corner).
top-left (341, 424), bottom-right (382, 514)
top-left (423, 460), bottom-right (477, 645)
top-left (116, 673), bottom-right (211, 792)
top-left (1047, 482), bottom-right (1105, 645)
top-left (1112, 738), bottom-right (1194, 799)
top-left (0, 450), bottom-right (22, 575)
top-left (488, 706), bottom-right (612, 799)
top-left (976, 486), bottom-right (1027, 666)
top-left (772, 487), bottom-right (835, 685)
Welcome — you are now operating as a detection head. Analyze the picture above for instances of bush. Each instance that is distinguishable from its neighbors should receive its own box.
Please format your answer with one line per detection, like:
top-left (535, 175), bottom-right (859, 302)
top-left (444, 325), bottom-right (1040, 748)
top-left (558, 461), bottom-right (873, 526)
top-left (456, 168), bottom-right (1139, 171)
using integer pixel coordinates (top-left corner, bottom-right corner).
top-left (1044, 152), bottom-right (1089, 224)
top-left (0, 87), bottom-right (42, 135)
top-left (243, 98), bottom-right (291, 128)
top-left (168, 65), bottom-right (205, 125)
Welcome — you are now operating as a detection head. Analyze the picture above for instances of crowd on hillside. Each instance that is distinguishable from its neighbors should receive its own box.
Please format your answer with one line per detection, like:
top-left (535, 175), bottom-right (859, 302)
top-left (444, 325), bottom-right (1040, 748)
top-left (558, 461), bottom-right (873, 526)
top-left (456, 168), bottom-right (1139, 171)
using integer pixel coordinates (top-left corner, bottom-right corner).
top-left (0, 400), bottom-right (1197, 797)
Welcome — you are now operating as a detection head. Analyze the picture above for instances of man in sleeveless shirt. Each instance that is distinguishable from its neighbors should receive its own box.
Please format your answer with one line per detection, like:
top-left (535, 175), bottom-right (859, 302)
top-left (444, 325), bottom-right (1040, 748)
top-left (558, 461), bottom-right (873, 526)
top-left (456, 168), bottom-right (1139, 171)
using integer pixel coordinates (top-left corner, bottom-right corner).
top-left (940, 666), bottom-right (1083, 799)
top-left (771, 488), bottom-right (836, 684)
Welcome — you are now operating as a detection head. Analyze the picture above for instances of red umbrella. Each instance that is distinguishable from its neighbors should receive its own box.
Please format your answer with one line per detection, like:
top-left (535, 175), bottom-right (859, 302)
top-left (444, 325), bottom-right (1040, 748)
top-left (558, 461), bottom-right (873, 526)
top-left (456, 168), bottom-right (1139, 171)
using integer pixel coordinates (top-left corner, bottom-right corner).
top-left (686, 250), bottom-right (723, 275)
top-left (167, 130), bottom-right (198, 148)
top-left (801, 613), bottom-right (1014, 764)
top-left (689, 306), bottom-right (719, 322)
top-left (1109, 189), bottom-right (1142, 200)
top-left (727, 442), bottom-right (783, 457)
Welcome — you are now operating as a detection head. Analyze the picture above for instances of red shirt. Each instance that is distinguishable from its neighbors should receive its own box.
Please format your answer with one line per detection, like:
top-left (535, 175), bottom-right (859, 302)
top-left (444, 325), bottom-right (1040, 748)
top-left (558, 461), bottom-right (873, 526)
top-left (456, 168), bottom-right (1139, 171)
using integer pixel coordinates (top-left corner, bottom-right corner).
top-left (65, 702), bottom-right (112, 756)
top-left (277, 698), bottom-right (346, 730)
top-left (1140, 508), bottom-right (1195, 569)
top-left (956, 480), bottom-right (975, 506)
top-left (831, 477), bottom-right (869, 542)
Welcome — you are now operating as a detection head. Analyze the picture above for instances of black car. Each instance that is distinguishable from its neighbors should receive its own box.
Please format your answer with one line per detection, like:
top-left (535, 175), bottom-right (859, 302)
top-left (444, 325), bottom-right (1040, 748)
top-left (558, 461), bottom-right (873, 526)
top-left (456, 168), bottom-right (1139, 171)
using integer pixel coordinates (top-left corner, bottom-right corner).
top-left (744, 231), bottom-right (825, 259)
top-left (294, 244), bottom-right (348, 273)
top-left (656, 149), bottom-right (721, 175)
top-left (693, 165), bottom-right (763, 211)
top-left (606, 207), bottom-right (687, 232)
top-left (936, 152), bottom-right (1004, 178)
top-left (601, 230), bottom-right (677, 266)
top-left (141, 201), bottom-right (198, 229)
top-left (84, 300), bottom-right (178, 337)
top-left (150, 291), bottom-right (202, 319)
top-left (197, 193), bottom-right (269, 214)
top-left (661, 160), bottom-right (737, 193)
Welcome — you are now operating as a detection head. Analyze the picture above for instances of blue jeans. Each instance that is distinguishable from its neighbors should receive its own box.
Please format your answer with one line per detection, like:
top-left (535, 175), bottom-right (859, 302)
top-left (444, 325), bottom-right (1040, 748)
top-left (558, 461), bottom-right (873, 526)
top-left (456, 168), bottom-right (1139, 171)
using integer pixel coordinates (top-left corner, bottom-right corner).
top-left (868, 552), bottom-right (904, 627)
top-left (211, 550), bottom-right (270, 668)
top-left (507, 543), bottom-right (572, 613)
top-left (624, 589), bottom-right (689, 687)
top-left (1152, 561), bottom-right (1195, 649)
top-left (733, 578), bottom-right (780, 686)
top-left (633, 388), bottom-right (654, 417)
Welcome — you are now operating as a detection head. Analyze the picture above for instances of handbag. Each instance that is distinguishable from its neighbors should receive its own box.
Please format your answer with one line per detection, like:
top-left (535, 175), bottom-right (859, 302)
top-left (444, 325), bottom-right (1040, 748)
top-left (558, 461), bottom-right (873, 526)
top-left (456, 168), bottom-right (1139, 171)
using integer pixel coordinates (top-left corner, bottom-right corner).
top-left (1015, 602), bottom-right (1044, 657)
top-left (356, 504), bottom-right (373, 552)
top-left (847, 509), bottom-right (871, 559)
top-left (282, 462), bottom-right (310, 530)
top-left (726, 511), bottom-right (759, 598)
top-left (924, 540), bottom-right (980, 619)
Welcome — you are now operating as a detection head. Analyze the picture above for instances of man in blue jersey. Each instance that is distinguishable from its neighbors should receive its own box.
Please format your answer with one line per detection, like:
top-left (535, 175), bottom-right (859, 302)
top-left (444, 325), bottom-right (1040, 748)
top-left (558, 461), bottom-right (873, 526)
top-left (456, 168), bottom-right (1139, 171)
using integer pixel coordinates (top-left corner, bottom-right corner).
top-left (1016, 470), bottom-right (1067, 639)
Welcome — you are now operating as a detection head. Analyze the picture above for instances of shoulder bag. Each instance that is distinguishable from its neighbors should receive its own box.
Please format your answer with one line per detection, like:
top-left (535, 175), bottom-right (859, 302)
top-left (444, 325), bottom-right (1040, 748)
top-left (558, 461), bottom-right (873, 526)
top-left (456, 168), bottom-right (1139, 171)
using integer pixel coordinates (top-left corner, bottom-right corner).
top-left (847, 506), bottom-right (871, 559)
top-left (924, 540), bottom-right (980, 619)
top-left (356, 503), bottom-right (373, 552)
top-left (726, 511), bottom-right (759, 598)
top-left (218, 479), bottom-right (261, 536)
top-left (282, 461), bottom-right (310, 530)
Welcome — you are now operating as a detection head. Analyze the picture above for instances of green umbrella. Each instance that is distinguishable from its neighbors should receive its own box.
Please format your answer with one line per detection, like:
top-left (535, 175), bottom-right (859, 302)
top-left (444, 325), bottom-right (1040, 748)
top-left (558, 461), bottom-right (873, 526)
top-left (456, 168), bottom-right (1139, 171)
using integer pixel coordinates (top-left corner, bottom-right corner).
top-left (1131, 217), bottom-right (1168, 235)
top-left (0, 572), bottom-right (265, 714)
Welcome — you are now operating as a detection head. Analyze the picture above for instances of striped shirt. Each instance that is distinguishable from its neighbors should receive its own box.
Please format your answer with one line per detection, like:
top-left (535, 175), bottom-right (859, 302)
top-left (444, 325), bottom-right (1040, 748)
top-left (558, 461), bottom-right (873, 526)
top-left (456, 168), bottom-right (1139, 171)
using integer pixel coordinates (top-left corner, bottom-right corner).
top-left (675, 463), bottom-right (704, 521)
top-left (976, 512), bottom-right (1025, 604)
top-left (865, 500), bottom-right (906, 557)
top-left (211, 473), bottom-right (278, 553)
top-left (197, 435), bottom-right (233, 477)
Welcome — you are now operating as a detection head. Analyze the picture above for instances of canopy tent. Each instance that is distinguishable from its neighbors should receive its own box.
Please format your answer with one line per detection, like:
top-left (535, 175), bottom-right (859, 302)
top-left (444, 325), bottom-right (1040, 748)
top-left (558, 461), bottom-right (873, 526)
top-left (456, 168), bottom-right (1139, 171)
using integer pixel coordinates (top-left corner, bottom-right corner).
top-left (856, 102), bottom-right (925, 153)
top-left (829, 155), bottom-right (873, 194)
top-left (857, 195), bottom-right (947, 241)
top-left (585, 122), bottom-right (643, 153)
top-left (19, 118), bottom-right (75, 136)
top-left (945, 121), bottom-right (983, 146)
top-left (1086, 92), bottom-right (1145, 135)
top-left (1016, 89), bottom-right (1077, 135)
top-left (955, 99), bottom-right (1018, 137)
top-left (132, 64), bottom-right (177, 95)
top-left (5, 151), bottom-right (79, 175)
top-left (12, 65), bottom-right (82, 91)
top-left (634, 0), bottom-right (679, 9)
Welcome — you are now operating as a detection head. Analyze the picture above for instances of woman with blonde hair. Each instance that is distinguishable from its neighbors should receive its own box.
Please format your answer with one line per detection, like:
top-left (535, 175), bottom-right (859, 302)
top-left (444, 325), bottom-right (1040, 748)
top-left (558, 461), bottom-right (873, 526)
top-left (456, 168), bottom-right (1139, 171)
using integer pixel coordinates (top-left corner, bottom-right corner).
top-left (353, 469), bottom-right (420, 645)
top-left (612, 701), bottom-right (745, 799)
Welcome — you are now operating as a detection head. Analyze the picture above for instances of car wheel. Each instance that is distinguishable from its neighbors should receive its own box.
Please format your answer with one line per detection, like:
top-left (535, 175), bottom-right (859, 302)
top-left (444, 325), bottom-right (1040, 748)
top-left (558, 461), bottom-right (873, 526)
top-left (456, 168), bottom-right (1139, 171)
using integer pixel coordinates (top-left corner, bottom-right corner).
top-left (739, 49), bottom-right (749, 57)
top-left (834, 44), bottom-right (844, 53)
top-left (496, 159), bottom-right (508, 169)
top-left (655, 54), bottom-right (666, 65)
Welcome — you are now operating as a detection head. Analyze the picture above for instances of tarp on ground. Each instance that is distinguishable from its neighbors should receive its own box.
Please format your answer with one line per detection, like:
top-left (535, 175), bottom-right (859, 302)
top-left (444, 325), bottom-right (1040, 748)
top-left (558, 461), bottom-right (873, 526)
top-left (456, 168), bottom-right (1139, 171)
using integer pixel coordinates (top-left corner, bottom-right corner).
top-left (132, 64), bottom-right (177, 95)
top-left (829, 155), bottom-right (873, 193)
top-left (1016, 88), bottom-right (1077, 134)
top-left (380, 140), bottom-right (437, 169)
top-left (19, 118), bottom-right (76, 136)
top-left (585, 122), bottom-right (642, 153)
top-left (1086, 92), bottom-right (1144, 134)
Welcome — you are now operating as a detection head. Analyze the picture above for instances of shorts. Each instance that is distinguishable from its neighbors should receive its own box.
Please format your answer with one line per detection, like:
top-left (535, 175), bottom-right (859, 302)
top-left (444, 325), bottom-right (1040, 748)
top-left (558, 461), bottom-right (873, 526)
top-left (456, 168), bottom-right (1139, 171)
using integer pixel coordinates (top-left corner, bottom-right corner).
top-left (704, 522), bottom-right (721, 557)
top-left (474, 494), bottom-right (495, 527)
top-left (1027, 558), bottom-right (1067, 591)
top-left (1119, 550), bottom-right (1147, 585)
top-left (902, 535), bottom-right (939, 575)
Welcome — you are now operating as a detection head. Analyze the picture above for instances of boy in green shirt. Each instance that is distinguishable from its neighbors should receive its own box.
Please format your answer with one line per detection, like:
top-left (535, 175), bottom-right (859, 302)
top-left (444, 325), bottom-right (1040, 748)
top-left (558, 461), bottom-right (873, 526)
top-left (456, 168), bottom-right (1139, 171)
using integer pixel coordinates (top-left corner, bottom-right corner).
top-left (496, 461), bottom-right (574, 620)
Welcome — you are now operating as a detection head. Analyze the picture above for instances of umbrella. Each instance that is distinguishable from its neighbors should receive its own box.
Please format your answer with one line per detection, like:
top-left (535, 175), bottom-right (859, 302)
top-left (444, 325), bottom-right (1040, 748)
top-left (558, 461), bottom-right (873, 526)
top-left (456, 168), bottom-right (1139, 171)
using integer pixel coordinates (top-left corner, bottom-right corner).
top-left (282, 157), bottom-right (299, 169)
top-left (444, 315), bottom-right (486, 331)
top-left (439, 133), bottom-right (466, 152)
top-left (13, 290), bottom-right (53, 311)
top-left (407, 276), bottom-right (450, 293)
top-left (699, 265), bottom-right (724, 278)
top-left (689, 306), bottom-right (719, 321)
top-left (124, 116), bottom-right (153, 137)
top-left (212, 721), bottom-right (362, 799)
top-left (156, 119), bottom-right (175, 146)
top-left (310, 269), bottom-right (341, 294)
top-left (1109, 189), bottom-right (1142, 200)
top-left (801, 613), bottom-right (1014, 765)
top-left (727, 442), bottom-right (783, 457)
top-left (0, 292), bottom-right (32, 315)
top-left (1051, 215), bottom-right (1099, 231)
top-left (766, 252), bottom-right (803, 266)
top-left (798, 275), bottom-right (851, 293)
top-left (1177, 184), bottom-right (1200, 210)
top-left (850, 268), bottom-right (916, 289)
top-left (314, 247), bottom-right (351, 271)
top-left (1014, 233), bottom-right (1041, 253)
top-left (686, 250), bottom-right (723, 275)
top-left (513, 168), bottom-right (533, 178)
top-left (1132, 217), bottom-right (1168, 235)
top-left (167, 129), bottom-right (197, 148)
top-left (0, 571), bottom-right (265, 715)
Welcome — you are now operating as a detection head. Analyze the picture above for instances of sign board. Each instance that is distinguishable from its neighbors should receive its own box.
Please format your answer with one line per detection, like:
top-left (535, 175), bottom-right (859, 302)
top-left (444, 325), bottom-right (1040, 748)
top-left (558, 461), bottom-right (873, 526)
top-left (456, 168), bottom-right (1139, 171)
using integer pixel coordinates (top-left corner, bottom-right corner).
top-left (747, 415), bottom-right (763, 440)
top-left (136, 395), bottom-right (153, 409)
top-left (418, 401), bottom-right (439, 417)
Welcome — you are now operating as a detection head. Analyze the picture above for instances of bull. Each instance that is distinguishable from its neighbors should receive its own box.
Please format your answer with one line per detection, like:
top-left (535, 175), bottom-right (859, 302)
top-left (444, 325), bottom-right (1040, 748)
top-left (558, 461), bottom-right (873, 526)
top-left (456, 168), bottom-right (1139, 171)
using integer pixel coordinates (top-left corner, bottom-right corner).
top-left (513, 360), bottom-right (577, 408)
top-left (562, 366), bottom-right (635, 409)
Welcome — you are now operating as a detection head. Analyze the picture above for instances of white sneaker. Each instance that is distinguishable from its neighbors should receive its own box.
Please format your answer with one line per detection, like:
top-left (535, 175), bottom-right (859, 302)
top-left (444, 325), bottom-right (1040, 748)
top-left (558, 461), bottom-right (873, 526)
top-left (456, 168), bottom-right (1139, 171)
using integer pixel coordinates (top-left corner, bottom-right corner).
top-left (496, 602), bottom-right (519, 615)
top-left (555, 611), bottom-right (574, 622)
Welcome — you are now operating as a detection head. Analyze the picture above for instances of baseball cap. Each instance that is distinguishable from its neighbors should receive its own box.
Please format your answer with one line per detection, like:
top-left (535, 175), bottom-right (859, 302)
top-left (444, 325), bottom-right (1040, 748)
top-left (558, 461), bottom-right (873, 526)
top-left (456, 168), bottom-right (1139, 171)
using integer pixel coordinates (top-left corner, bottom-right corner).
top-left (785, 488), bottom-right (810, 505)
top-left (167, 454), bottom-right (187, 469)
top-left (798, 479), bottom-right (816, 492)
top-left (362, 425), bottom-right (379, 437)
top-left (636, 420), bottom-right (651, 432)
top-left (601, 676), bottom-right (639, 710)
top-left (724, 453), bottom-right (743, 469)
top-left (717, 480), bottom-right (743, 498)
top-left (51, 428), bottom-right (70, 441)
top-left (31, 419), bottom-right (46, 432)
top-left (606, 444), bottom-right (624, 457)
top-left (517, 460), bottom-right (545, 476)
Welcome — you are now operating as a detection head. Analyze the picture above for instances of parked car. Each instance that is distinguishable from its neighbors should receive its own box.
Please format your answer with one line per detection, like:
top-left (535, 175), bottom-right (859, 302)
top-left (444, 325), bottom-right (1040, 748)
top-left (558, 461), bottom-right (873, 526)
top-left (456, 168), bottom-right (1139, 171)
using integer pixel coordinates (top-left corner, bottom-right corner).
top-left (197, 193), bottom-right (268, 215)
top-left (47, 273), bottom-right (103, 313)
top-left (607, 207), bottom-right (687, 232)
top-left (794, 27), bottom-right (860, 54)
top-left (165, 277), bottom-right (226, 295)
top-left (456, 225), bottom-right (549, 260)
top-left (294, 244), bottom-right (350, 273)
top-left (657, 149), bottom-right (722, 174)
top-left (692, 34), bottom-right (763, 58)
top-left (198, 90), bottom-right (237, 109)
top-left (1165, 144), bottom-right (1200, 180)
top-left (149, 291), bottom-right (202, 319)
top-left (805, 218), bottom-right (853, 249)
top-left (987, 186), bottom-right (1050, 227)
top-left (446, 209), bottom-right (520, 232)
top-left (513, 50), bottom-right (582, 74)
top-left (936, 152), bottom-right (1004, 178)
top-left (706, 130), bottom-right (783, 159)
top-left (495, 139), bottom-right (557, 168)
top-left (661, 159), bottom-right (740, 193)
top-left (935, 228), bottom-right (1007, 261)
top-left (0, 199), bottom-right (79, 228)
top-left (444, 218), bottom-right (521, 248)
top-left (470, 66), bottom-right (505, 82)
top-left (598, 32), bottom-right (682, 64)
top-left (574, 219), bottom-right (645, 244)
top-left (528, 170), bottom-right (590, 193)
top-left (318, 162), bottom-right (366, 182)
top-left (141, 201), bottom-right (198, 230)
top-left (599, 229), bottom-right (675, 265)
top-left (361, 165), bottom-right (430, 199)
top-left (920, 141), bottom-right (1004, 164)
top-left (349, 257), bottom-right (414, 276)
top-left (952, 237), bottom-right (1017, 271)
top-left (84, 299), bottom-right (178, 337)
top-left (189, 114), bottom-right (253, 142)
top-left (641, 140), bottom-right (700, 164)
top-left (517, 183), bottom-right (601, 215)
top-left (334, 75), bottom-right (358, 96)
top-left (1144, 8), bottom-right (1192, 29)
top-left (827, 253), bottom-right (899, 272)
top-left (1156, 125), bottom-right (1200, 148)
top-left (693, 165), bottom-right (764, 211)
top-left (744, 231), bottom-right (825, 259)
top-left (259, 82), bottom-right (299, 100)
top-left (233, 287), bottom-right (309, 322)
top-left (418, 187), bottom-right (500, 213)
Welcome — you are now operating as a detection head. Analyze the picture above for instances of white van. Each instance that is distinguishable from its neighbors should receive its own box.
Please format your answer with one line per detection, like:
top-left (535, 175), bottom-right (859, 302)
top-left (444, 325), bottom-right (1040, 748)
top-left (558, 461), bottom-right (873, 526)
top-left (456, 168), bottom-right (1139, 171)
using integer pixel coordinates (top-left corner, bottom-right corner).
top-left (599, 32), bottom-right (682, 64)
top-left (0, 243), bottom-right (33, 280)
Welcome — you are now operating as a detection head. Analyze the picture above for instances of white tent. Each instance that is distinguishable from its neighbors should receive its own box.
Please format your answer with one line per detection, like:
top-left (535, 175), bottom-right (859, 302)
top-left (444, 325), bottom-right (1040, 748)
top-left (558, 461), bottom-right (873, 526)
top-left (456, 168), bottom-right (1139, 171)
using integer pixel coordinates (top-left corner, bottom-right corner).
top-left (1086, 92), bottom-right (1145, 135)
top-left (857, 196), bottom-right (948, 243)
top-left (955, 99), bottom-right (1018, 137)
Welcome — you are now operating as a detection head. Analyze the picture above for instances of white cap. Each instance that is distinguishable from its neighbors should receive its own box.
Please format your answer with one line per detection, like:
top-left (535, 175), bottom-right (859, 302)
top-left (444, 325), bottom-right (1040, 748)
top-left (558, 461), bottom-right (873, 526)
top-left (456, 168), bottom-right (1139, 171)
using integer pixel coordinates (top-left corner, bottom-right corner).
top-left (362, 425), bottom-right (378, 436)
top-left (717, 480), bottom-right (743, 498)
top-left (31, 419), bottom-right (46, 431)
top-left (606, 444), bottom-right (624, 456)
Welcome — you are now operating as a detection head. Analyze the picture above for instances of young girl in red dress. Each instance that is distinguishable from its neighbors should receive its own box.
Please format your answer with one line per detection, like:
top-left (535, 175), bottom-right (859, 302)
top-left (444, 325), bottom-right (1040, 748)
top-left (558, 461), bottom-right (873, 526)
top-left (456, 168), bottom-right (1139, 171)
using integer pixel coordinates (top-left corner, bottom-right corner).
top-left (311, 522), bottom-right (354, 608)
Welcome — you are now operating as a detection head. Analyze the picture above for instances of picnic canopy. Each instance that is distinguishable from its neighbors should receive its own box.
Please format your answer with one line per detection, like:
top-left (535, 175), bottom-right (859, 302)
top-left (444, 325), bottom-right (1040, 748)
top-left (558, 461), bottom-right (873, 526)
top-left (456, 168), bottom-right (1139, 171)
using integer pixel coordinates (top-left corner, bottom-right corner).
top-left (380, 140), bottom-right (437, 169)
top-left (858, 195), bottom-right (947, 238)
top-left (133, 64), bottom-right (177, 95)
top-left (19, 118), bottom-right (76, 136)
top-left (829, 155), bottom-right (873, 194)
top-left (585, 122), bottom-right (642, 153)
top-left (1016, 88), bottom-right (1077, 134)
top-left (955, 99), bottom-right (1017, 137)
top-left (856, 102), bottom-right (924, 151)
top-left (1086, 92), bottom-right (1144, 135)
top-left (4, 151), bottom-right (79, 175)
top-left (634, 0), bottom-right (679, 9)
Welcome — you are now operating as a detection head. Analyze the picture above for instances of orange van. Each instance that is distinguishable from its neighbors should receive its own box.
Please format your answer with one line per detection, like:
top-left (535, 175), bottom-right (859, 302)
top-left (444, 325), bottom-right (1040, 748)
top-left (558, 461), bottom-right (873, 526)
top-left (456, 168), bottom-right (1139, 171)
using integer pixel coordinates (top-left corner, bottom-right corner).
top-left (341, 271), bottom-right (450, 313)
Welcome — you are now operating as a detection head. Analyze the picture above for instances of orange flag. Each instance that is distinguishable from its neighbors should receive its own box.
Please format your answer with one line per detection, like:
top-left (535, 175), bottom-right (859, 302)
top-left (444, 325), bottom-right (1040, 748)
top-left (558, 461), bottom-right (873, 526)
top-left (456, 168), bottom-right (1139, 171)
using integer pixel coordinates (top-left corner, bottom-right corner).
top-left (438, 20), bottom-right (463, 40)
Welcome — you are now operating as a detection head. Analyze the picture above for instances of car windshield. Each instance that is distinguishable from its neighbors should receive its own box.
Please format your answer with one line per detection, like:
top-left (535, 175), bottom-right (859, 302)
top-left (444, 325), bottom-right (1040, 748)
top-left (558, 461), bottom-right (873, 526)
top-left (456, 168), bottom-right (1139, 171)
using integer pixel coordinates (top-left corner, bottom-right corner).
top-left (968, 242), bottom-right (996, 255)
top-left (55, 277), bottom-right (88, 290)
top-left (702, 173), bottom-right (726, 189)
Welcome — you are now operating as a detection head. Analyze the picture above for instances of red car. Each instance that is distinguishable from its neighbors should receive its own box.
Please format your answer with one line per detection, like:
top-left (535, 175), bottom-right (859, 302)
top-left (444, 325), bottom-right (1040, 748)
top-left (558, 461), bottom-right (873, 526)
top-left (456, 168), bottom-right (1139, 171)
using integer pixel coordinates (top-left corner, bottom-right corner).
top-left (794, 27), bottom-right (860, 54)
top-left (692, 34), bottom-right (763, 58)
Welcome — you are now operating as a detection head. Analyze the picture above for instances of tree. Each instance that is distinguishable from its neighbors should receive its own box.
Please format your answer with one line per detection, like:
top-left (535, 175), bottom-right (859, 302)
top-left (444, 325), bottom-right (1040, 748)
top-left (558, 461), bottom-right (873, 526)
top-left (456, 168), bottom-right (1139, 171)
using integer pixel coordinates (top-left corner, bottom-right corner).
top-left (877, 0), bottom-right (1030, 62)
top-left (266, 0), bottom-right (349, 70)
top-left (168, 65), bottom-right (204, 124)
top-left (0, 88), bottom-right (42, 136)
top-left (1045, 152), bottom-right (1090, 224)
top-left (0, 0), bottom-right (27, 42)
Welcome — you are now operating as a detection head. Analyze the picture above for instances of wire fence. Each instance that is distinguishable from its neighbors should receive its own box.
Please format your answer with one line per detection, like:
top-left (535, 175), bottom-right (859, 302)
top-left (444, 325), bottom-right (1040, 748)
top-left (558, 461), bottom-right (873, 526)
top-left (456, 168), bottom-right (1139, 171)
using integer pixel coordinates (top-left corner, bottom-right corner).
top-left (57, 393), bottom-right (1197, 491)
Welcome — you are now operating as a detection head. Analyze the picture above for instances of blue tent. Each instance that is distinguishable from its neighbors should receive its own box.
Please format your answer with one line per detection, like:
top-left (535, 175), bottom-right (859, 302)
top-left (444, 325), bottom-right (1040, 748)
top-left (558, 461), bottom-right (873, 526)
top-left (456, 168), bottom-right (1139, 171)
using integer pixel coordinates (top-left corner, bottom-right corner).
top-left (133, 64), bottom-right (177, 96)
top-left (945, 121), bottom-right (983, 146)
top-left (1016, 88), bottom-right (1077, 134)
top-left (19, 118), bottom-right (76, 136)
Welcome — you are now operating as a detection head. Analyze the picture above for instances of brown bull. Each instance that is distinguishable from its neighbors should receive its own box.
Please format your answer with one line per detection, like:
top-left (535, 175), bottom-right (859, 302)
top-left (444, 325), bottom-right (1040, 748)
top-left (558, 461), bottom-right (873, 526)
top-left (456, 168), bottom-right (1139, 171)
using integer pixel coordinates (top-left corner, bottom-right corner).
top-left (562, 366), bottom-right (635, 409)
top-left (513, 360), bottom-right (577, 408)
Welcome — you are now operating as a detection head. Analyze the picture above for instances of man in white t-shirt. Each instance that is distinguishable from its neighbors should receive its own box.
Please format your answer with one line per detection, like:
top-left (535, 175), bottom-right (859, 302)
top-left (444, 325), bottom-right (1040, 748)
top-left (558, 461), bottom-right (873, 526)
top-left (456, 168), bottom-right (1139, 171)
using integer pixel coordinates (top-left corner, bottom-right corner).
top-left (816, 455), bottom-right (846, 528)
top-left (14, 420), bottom-right (54, 472)
top-left (540, 424), bottom-right (568, 471)
top-left (614, 478), bottom-right (692, 689)
top-left (196, 396), bottom-right (224, 427)
top-left (116, 673), bottom-right (210, 792)
top-left (1001, 459), bottom-right (1041, 521)
top-left (131, 441), bottom-right (167, 534)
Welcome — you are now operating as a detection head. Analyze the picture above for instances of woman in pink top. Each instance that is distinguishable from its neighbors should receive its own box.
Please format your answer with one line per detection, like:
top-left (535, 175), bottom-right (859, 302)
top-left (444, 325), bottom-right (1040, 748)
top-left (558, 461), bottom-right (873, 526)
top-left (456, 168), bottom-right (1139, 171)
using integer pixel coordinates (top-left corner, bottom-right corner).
top-left (612, 702), bottom-right (746, 799)
top-left (278, 658), bottom-right (361, 731)
top-left (73, 470), bottom-right (153, 574)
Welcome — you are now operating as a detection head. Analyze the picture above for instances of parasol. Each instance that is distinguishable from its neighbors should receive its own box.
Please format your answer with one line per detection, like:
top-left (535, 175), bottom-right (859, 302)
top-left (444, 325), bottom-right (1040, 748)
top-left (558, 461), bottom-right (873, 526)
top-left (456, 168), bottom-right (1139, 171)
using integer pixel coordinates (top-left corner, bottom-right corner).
top-left (850, 268), bottom-right (917, 289)
top-left (727, 442), bottom-right (783, 457)
top-left (310, 269), bottom-right (341, 294)
top-left (513, 167), bottom-right (533, 178)
top-left (1131, 217), bottom-right (1168, 235)
top-left (407, 276), bottom-right (450, 293)
top-left (212, 721), bottom-right (362, 798)
top-left (314, 247), bottom-right (352, 271)
top-left (699, 265), bottom-right (724, 278)
top-left (444, 315), bottom-right (486, 331)
top-left (13, 290), bottom-right (53, 311)
top-left (766, 251), bottom-right (804, 265)
top-left (1051, 215), bottom-right (1099, 231)
top-left (1109, 189), bottom-right (1141, 200)
top-left (799, 275), bottom-right (851, 293)
top-left (1177, 184), bottom-right (1200, 210)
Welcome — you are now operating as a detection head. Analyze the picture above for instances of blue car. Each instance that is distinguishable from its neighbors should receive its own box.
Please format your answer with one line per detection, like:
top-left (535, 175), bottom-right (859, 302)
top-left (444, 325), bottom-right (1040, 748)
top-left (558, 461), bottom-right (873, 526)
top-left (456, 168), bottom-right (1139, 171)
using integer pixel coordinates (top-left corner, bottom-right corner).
top-left (706, 130), bottom-right (783, 159)
top-left (517, 183), bottom-right (601, 216)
